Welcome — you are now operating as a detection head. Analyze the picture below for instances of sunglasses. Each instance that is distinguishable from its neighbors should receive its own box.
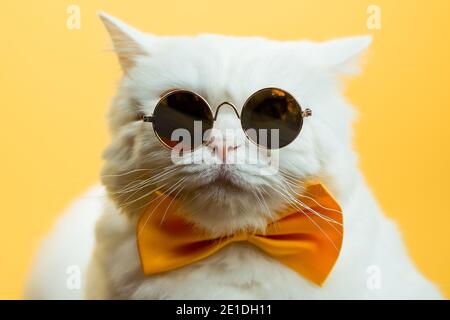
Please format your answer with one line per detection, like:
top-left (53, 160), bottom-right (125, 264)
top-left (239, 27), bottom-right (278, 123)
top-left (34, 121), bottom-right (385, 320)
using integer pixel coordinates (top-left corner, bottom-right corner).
top-left (140, 87), bottom-right (312, 150)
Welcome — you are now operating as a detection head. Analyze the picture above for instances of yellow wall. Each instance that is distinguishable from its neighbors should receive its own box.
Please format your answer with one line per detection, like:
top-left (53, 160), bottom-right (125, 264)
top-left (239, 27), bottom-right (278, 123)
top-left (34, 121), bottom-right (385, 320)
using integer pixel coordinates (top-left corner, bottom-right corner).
top-left (1, 0), bottom-right (449, 299)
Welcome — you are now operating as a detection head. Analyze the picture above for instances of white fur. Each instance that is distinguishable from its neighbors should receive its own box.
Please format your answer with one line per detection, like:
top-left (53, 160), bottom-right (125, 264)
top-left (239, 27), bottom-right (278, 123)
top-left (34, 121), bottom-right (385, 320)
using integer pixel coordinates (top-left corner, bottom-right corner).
top-left (25, 186), bottom-right (104, 299)
top-left (26, 13), bottom-right (442, 299)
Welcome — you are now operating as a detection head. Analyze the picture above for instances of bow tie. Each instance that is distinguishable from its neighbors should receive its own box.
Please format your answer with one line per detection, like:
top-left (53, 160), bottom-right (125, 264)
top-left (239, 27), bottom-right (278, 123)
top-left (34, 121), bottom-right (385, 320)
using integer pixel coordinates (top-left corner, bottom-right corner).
top-left (136, 182), bottom-right (343, 285)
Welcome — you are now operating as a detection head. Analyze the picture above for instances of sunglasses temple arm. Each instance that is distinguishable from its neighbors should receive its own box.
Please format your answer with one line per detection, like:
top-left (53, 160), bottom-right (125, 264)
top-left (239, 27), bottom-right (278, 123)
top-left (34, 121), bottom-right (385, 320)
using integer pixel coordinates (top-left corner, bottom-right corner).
top-left (302, 108), bottom-right (312, 118)
top-left (135, 110), bottom-right (153, 122)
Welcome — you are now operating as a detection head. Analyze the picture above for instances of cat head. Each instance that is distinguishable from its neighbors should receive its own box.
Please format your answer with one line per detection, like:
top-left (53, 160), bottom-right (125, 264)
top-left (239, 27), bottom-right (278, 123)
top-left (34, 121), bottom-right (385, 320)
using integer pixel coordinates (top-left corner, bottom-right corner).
top-left (99, 12), bottom-right (371, 236)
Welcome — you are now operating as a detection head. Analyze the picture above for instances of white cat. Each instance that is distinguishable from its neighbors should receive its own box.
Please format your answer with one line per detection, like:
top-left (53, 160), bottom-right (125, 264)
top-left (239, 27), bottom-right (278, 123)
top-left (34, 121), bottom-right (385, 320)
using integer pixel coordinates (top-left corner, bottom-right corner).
top-left (26, 12), bottom-right (442, 299)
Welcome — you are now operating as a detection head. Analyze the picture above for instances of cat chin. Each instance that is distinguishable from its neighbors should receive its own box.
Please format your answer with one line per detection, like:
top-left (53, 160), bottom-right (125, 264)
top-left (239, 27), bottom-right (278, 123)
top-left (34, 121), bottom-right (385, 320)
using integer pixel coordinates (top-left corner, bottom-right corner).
top-left (175, 184), bottom-right (282, 236)
top-left (180, 200), bottom-right (275, 237)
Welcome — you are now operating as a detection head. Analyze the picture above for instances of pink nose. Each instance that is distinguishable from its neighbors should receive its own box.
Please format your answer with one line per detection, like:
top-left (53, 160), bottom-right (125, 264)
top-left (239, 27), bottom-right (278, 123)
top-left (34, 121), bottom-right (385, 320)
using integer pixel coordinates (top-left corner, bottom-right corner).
top-left (207, 136), bottom-right (239, 162)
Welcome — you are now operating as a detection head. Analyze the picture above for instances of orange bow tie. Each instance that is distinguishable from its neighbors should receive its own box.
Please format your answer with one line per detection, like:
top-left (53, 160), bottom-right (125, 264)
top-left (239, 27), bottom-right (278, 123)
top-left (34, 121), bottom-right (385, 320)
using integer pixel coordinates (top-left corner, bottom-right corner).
top-left (136, 182), bottom-right (343, 286)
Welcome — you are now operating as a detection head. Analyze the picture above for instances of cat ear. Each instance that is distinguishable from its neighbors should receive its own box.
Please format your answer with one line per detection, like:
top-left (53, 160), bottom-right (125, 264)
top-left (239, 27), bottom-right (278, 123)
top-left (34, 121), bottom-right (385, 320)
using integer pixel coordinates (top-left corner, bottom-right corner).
top-left (98, 12), bottom-right (150, 72)
top-left (313, 35), bottom-right (372, 75)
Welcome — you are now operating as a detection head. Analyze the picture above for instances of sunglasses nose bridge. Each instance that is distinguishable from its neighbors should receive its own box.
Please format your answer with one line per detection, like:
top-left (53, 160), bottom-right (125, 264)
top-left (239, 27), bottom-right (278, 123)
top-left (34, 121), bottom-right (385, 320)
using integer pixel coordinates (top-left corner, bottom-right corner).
top-left (213, 102), bottom-right (240, 121)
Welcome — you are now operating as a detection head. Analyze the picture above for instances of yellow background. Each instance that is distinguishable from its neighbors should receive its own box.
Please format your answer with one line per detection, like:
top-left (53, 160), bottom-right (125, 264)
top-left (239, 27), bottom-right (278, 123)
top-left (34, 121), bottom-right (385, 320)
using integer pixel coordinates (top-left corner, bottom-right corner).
top-left (1, 0), bottom-right (449, 299)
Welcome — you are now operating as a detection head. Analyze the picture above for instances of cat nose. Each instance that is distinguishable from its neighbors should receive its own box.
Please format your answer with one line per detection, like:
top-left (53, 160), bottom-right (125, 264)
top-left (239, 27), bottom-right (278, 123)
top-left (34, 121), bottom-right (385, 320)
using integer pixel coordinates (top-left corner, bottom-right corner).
top-left (206, 135), bottom-right (240, 163)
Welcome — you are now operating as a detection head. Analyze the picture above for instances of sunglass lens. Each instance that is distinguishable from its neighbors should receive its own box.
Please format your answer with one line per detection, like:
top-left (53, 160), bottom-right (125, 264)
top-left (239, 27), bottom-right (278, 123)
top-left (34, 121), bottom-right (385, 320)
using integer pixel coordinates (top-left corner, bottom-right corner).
top-left (241, 88), bottom-right (303, 148)
top-left (153, 91), bottom-right (213, 150)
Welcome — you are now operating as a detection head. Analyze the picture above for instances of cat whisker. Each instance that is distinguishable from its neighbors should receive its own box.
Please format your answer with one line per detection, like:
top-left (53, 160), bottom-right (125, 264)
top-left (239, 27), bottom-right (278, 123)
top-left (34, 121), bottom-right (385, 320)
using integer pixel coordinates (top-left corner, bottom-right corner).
top-left (287, 187), bottom-right (343, 216)
top-left (104, 170), bottom-right (155, 196)
top-left (159, 179), bottom-right (188, 225)
top-left (137, 177), bottom-right (188, 234)
top-left (278, 184), bottom-right (343, 237)
top-left (129, 178), bottom-right (186, 217)
top-left (101, 168), bottom-right (153, 178)
top-left (278, 171), bottom-right (343, 223)
top-left (119, 180), bottom-right (172, 209)
top-left (114, 168), bottom-right (178, 195)
top-left (278, 171), bottom-right (307, 187)
top-left (251, 188), bottom-right (272, 219)
top-left (179, 191), bottom-right (203, 208)
top-left (116, 167), bottom-right (179, 199)
top-left (281, 179), bottom-right (342, 216)
top-left (264, 183), bottom-right (340, 249)
top-left (284, 190), bottom-right (342, 227)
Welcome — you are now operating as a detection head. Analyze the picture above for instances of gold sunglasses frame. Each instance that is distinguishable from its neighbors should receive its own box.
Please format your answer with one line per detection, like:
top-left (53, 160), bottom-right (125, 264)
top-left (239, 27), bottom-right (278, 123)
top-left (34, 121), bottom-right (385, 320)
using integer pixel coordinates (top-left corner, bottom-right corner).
top-left (140, 87), bottom-right (312, 150)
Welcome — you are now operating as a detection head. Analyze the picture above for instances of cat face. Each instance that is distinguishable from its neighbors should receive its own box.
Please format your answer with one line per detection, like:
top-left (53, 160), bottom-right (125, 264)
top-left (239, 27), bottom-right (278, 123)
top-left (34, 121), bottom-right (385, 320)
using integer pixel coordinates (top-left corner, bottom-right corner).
top-left (99, 13), bottom-right (370, 235)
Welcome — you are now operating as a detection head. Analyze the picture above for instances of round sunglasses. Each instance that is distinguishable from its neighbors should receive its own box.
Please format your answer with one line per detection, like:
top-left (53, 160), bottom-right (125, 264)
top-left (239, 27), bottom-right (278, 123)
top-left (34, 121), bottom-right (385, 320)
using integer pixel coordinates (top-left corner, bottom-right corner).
top-left (140, 87), bottom-right (312, 150)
